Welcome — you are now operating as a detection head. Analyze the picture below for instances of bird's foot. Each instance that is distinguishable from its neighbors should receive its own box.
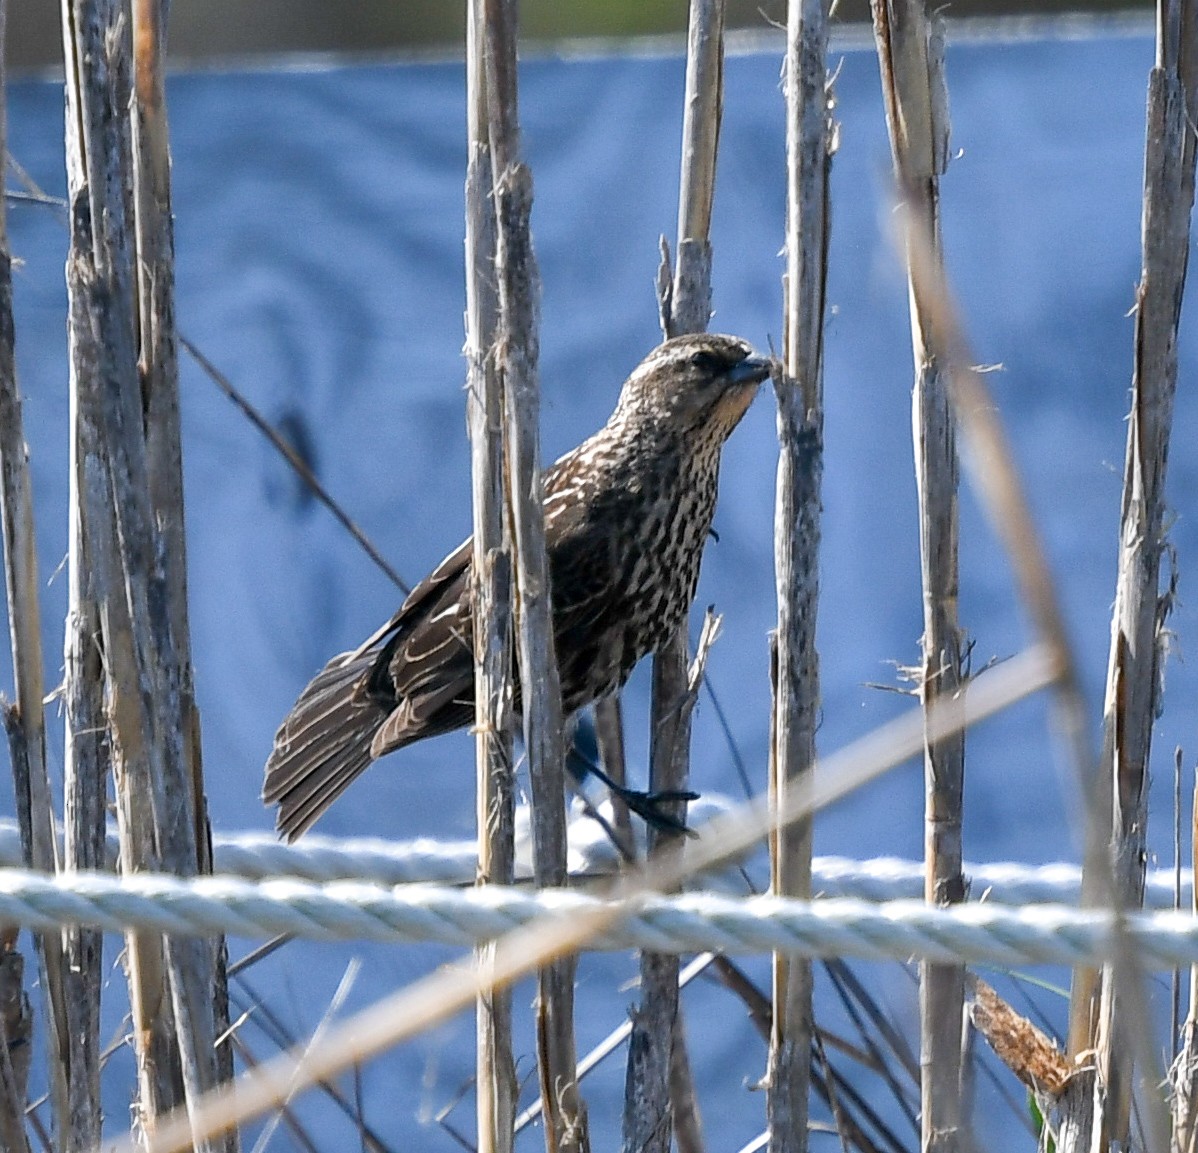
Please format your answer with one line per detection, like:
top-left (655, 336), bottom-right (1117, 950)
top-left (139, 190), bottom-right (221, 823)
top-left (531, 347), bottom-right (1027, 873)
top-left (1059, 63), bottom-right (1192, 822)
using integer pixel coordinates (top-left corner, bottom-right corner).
top-left (565, 736), bottom-right (700, 837)
top-left (606, 781), bottom-right (700, 838)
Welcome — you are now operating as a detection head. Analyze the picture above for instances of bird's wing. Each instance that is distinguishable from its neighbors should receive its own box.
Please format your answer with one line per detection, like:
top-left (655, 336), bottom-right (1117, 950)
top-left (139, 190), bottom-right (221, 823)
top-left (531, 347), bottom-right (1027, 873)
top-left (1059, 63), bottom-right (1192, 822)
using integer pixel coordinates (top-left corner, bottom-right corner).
top-left (542, 480), bottom-right (636, 704)
top-left (368, 537), bottom-right (476, 756)
top-left (262, 537), bottom-right (477, 839)
top-left (264, 648), bottom-right (386, 841)
top-left (348, 536), bottom-right (473, 662)
top-left (371, 457), bottom-right (633, 754)
top-left (549, 505), bottom-right (626, 637)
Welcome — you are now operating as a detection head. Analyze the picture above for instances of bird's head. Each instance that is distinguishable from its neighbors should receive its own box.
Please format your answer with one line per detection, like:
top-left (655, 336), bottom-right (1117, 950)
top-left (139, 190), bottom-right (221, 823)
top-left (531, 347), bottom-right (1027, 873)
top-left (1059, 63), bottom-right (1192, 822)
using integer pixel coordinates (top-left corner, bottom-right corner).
top-left (611, 333), bottom-right (774, 440)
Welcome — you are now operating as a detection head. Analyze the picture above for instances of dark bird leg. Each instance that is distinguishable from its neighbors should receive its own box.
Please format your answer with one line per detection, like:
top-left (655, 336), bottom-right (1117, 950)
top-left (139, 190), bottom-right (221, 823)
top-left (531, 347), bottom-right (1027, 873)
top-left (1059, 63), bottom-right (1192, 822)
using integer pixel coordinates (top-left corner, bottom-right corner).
top-left (565, 724), bottom-right (698, 838)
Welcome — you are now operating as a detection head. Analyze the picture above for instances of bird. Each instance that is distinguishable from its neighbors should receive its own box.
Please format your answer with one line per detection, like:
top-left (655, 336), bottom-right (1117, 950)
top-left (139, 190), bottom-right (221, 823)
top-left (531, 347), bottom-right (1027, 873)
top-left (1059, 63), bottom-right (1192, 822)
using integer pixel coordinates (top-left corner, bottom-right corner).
top-left (263, 332), bottom-right (773, 841)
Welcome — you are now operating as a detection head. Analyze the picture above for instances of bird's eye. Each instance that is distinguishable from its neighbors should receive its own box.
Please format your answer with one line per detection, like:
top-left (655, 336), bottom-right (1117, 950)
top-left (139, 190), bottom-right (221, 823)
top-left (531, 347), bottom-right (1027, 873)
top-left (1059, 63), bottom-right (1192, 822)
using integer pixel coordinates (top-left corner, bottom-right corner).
top-left (689, 350), bottom-right (722, 375)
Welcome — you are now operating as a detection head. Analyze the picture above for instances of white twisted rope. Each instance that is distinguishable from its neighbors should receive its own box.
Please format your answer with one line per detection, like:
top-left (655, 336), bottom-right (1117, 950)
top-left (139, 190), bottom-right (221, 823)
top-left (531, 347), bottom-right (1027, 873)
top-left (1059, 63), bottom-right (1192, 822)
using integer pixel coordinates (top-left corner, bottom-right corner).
top-left (0, 818), bottom-right (1187, 907)
top-left (1, 864), bottom-right (1197, 967)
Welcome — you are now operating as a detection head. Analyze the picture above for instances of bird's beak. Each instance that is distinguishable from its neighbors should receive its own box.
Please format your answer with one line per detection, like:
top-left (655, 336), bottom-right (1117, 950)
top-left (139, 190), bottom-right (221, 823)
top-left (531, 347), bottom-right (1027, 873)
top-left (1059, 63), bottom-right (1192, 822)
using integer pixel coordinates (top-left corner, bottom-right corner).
top-left (711, 353), bottom-right (772, 425)
top-left (725, 354), bottom-right (774, 388)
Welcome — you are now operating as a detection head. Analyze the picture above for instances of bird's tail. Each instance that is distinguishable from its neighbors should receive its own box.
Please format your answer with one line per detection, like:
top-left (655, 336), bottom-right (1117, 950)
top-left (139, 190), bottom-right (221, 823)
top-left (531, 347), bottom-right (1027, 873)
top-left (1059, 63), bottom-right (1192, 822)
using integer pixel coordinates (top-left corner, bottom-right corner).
top-left (263, 650), bottom-right (388, 841)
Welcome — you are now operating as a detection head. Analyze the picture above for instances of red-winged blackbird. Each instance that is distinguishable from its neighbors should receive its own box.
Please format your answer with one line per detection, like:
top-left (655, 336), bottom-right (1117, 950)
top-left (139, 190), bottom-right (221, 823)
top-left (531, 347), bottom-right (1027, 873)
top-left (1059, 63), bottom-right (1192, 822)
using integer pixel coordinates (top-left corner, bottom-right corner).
top-left (263, 333), bottom-right (772, 840)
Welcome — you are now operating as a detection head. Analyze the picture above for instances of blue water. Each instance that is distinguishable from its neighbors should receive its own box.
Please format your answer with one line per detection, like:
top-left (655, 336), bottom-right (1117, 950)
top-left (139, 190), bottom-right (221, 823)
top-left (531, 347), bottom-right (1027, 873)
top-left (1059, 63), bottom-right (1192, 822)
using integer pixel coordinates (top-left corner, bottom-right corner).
top-left (4, 27), bottom-right (1193, 1149)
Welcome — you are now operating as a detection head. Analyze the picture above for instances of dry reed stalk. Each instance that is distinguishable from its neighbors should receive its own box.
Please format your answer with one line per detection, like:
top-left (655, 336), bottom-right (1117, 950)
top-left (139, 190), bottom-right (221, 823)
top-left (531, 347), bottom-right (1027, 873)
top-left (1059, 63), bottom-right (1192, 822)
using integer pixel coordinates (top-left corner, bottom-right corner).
top-left (870, 5), bottom-right (966, 1151)
top-left (620, 5), bottom-right (725, 1150)
top-left (882, 50), bottom-right (1106, 1055)
top-left (883, 25), bottom-right (1185, 1153)
top-left (624, 613), bottom-right (720, 1153)
top-left (466, 2), bottom-right (518, 1150)
top-left (60, 246), bottom-right (115, 1153)
top-left (480, 3), bottom-right (587, 1150)
top-left (1053, 1070), bottom-right (1097, 1152)
top-left (722, 946), bottom-right (922, 1153)
top-left (592, 696), bottom-right (634, 852)
top-left (1088, 1), bottom-right (1197, 1146)
top-left (105, 643), bottom-right (1057, 1153)
top-left (0, 6), bottom-right (83, 1147)
top-left (0, 940), bottom-right (31, 1153)
top-left (769, 0), bottom-right (833, 1150)
top-left (517, 951), bottom-right (716, 1139)
top-left (131, 5), bottom-right (237, 1144)
top-left (0, 43), bottom-right (34, 1112)
top-left (62, 0), bottom-right (227, 1144)
top-left (61, 0), bottom-right (185, 1129)
top-left (887, 192), bottom-right (1153, 1153)
top-left (130, 0), bottom-right (213, 886)
top-left (1170, 781), bottom-right (1198, 1151)
top-left (669, 1012), bottom-right (704, 1153)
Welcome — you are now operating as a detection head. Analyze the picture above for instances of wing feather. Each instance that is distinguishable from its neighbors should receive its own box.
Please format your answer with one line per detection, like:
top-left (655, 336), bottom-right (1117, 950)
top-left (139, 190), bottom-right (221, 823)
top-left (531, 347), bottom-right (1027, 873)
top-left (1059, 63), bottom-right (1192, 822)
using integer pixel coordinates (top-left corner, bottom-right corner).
top-left (263, 650), bottom-right (387, 841)
top-left (368, 540), bottom-right (475, 755)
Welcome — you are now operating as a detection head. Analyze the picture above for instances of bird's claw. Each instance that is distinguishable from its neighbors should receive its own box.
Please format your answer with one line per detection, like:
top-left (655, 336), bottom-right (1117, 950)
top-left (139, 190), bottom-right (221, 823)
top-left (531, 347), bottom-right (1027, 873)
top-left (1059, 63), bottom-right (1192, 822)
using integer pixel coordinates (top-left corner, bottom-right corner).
top-left (608, 783), bottom-right (700, 838)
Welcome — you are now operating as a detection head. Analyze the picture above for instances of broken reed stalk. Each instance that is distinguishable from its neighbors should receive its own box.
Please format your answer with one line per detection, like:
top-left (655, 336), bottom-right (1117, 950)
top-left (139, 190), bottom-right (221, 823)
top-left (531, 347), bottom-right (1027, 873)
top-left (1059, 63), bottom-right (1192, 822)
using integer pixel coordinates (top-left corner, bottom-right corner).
top-left (465, 1), bottom-right (518, 1150)
top-left (621, 5), bottom-right (725, 1150)
top-left (768, 0), bottom-right (832, 1150)
top-left (131, 4), bottom-right (237, 1143)
top-left (1091, 0), bottom-right (1197, 1146)
top-left (481, 2), bottom-right (587, 1150)
top-left (0, 10), bottom-right (41, 1147)
top-left (63, 0), bottom-right (229, 1144)
top-left (62, 0), bottom-right (184, 1130)
top-left (870, 4), bottom-right (966, 1150)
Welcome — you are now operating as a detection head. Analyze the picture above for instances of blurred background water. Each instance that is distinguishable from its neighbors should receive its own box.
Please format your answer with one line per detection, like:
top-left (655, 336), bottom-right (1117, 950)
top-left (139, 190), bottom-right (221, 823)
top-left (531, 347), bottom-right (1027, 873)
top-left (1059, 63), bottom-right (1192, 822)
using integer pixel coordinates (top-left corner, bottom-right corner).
top-left (5, 1), bottom-right (1152, 73)
top-left (4, 19), bottom-right (1195, 1150)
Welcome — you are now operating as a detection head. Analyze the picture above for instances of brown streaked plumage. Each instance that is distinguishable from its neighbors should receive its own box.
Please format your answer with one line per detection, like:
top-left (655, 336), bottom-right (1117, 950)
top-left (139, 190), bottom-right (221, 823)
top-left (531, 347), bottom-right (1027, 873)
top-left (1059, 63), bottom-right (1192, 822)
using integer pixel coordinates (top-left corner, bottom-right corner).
top-left (263, 333), bottom-right (772, 840)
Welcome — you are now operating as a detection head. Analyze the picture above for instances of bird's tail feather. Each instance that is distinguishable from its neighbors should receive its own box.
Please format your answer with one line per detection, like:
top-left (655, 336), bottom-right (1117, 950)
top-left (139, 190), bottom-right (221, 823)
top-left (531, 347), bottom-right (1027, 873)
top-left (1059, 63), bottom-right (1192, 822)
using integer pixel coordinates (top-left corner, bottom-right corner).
top-left (263, 650), bottom-right (387, 841)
